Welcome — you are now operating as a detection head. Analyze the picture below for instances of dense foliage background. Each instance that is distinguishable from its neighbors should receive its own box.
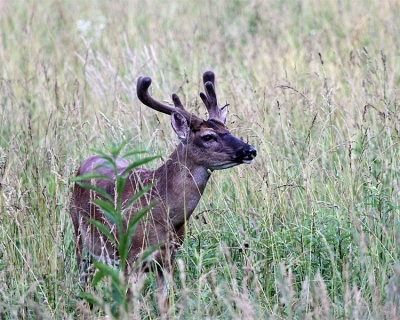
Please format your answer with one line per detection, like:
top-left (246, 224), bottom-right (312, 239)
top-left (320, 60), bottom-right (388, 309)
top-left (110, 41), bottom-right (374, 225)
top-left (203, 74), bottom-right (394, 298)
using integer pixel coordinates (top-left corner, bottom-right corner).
top-left (0, 0), bottom-right (399, 318)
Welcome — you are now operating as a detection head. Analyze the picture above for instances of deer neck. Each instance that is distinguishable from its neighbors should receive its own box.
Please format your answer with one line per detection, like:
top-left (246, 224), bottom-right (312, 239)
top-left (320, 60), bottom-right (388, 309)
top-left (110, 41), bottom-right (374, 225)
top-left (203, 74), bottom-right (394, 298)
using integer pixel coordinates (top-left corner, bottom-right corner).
top-left (154, 142), bottom-right (211, 228)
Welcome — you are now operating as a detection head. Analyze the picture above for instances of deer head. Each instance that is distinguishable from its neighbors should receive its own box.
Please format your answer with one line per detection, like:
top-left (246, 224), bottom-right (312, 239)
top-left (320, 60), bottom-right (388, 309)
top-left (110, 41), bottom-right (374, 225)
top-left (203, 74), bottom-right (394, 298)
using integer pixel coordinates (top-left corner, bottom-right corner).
top-left (137, 71), bottom-right (257, 171)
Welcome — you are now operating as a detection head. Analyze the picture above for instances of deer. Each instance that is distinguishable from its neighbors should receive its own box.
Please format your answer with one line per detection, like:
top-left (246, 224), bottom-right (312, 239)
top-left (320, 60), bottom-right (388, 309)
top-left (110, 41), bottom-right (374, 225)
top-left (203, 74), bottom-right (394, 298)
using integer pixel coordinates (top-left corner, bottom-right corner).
top-left (70, 70), bottom-right (257, 303)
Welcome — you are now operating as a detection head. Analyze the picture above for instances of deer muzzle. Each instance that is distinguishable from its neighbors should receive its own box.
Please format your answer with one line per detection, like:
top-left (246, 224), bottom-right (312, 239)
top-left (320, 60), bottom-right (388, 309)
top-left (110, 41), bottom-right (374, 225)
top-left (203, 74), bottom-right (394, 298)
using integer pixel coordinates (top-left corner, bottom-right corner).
top-left (236, 145), bottom-right (257, 164)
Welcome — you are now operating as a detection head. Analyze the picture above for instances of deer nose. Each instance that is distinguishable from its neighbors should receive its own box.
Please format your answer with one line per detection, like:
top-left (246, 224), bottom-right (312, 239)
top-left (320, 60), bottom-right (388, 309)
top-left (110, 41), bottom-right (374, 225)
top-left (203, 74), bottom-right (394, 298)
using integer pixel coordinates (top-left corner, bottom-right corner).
top-left (244, 146), bottom-right (257, 159)
top-left (237, 145), bottom-right (257, 163)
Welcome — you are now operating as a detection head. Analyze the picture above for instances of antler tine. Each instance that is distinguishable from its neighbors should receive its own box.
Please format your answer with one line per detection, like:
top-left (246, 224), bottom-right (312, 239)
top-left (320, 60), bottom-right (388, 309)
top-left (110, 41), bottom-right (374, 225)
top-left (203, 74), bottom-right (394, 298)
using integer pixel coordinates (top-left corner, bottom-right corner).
top-left (203, 70), bottom-right (215, 86)
top-left (171, 93), bottom-right (185, 110)
top-left (137, 76), bottom-right (176, 115)
top-left (200, 71), bottom-right (220, 120)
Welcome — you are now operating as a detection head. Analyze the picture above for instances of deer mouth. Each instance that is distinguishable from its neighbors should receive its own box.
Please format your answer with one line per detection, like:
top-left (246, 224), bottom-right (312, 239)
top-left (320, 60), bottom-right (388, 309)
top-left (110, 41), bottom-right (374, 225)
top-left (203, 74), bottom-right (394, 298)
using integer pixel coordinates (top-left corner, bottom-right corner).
top-left (208, 156), bottom-right (254, 170)
top-left (208, 161), bottom-right (240, 170)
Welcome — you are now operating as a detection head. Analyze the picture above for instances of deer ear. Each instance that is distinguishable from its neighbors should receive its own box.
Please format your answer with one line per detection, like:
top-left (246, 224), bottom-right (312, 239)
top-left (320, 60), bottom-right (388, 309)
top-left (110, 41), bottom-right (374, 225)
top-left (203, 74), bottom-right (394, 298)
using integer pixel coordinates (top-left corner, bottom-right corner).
top-left (220, 104), bottom-right (228, 124)
top-left (171, 112), bottom-right (189, 142)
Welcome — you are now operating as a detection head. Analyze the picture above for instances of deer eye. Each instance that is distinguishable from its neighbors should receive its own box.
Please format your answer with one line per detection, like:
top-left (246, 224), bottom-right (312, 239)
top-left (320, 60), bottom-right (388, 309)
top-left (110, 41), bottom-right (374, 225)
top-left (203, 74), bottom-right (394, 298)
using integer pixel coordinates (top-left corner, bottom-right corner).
top-left (201, 134), bottom-right (215, 142)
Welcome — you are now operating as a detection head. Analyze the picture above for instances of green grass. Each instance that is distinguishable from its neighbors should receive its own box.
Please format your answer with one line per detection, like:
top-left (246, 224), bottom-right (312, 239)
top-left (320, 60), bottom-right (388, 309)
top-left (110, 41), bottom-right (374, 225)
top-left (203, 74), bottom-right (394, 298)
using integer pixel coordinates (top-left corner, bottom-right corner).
top-left (1, 0), bottom-right (399, 318)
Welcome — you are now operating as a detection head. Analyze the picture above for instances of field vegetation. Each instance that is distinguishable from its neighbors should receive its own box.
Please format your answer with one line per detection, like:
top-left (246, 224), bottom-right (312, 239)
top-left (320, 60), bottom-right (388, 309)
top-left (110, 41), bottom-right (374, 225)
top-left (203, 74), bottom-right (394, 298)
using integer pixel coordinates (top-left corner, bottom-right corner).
top-left (0, 0), bottom-right (399, 318)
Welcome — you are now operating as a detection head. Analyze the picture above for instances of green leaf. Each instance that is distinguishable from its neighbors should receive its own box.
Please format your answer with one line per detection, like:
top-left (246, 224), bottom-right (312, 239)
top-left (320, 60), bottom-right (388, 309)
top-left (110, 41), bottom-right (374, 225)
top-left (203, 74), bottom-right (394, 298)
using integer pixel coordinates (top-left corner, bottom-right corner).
top-left (71, 173), bottom-right (113, 182)
top-left (111, 301), bottom-right (120, 318)
top-left (93, 162), bottom-right (114, 171)
top-left (116, 176), bottom-right (126, 198)
top-left (126, 201), bottom-right (158, 240)
top-left (122, 150), bottom-right (148, 158)
top-left (111, 140), bottom-right (128, 158)
top-left (76, 182), bottom-right (113, 202)
top-left (85, 217), bottom-right (116, 246)
top-left (119, 201), bottom-right (158, 264)
top-left (134, 242), bottom-right (163, 269)
top-left (123, 184), bottom-right (154, 211)
top-left (93, 261), bottom-right (120, 285)
top-left (121, 156), bottom-right (160, 177)
top-left (91, 199), bottom-right (119, 226)
top-left (80, 291), bottom-right (98, 305)
top-left (92, 270), bottom-right (106, 286)
top-left (111, 283), bottom-right (123, 304)
top-left (89, 148), bottom-right (107, 156)
top-left (93, 153), bottom-right (117, 173)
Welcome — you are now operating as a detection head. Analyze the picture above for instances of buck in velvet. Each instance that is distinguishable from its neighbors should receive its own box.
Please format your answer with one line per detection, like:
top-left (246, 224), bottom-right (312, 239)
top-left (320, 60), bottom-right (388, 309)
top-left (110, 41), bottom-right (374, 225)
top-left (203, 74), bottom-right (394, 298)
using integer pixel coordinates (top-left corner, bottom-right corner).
top-left (70, 71), bottom-right (257, 294)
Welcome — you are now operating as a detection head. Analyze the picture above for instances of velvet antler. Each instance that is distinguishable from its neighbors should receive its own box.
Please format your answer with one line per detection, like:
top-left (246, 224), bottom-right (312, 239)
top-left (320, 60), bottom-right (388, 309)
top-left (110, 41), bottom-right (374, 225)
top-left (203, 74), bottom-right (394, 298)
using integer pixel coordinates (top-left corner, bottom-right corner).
top-left (137, 76), bottom-right (202, 124)
top-left (199, 71), bottom-right (228, 124)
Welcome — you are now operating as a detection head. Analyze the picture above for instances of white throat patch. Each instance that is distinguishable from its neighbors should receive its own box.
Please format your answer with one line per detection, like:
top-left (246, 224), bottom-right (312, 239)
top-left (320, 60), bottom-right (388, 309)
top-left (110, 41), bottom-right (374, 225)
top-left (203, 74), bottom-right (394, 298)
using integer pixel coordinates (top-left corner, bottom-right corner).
top-left (193, 166), bottom-right (211, 186)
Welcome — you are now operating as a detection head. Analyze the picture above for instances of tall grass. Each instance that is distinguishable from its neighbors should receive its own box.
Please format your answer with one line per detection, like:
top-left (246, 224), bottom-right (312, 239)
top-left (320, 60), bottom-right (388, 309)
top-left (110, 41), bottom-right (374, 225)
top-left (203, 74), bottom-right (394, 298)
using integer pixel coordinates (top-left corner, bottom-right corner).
top-left (0, 0), bottom-right (399, 318)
